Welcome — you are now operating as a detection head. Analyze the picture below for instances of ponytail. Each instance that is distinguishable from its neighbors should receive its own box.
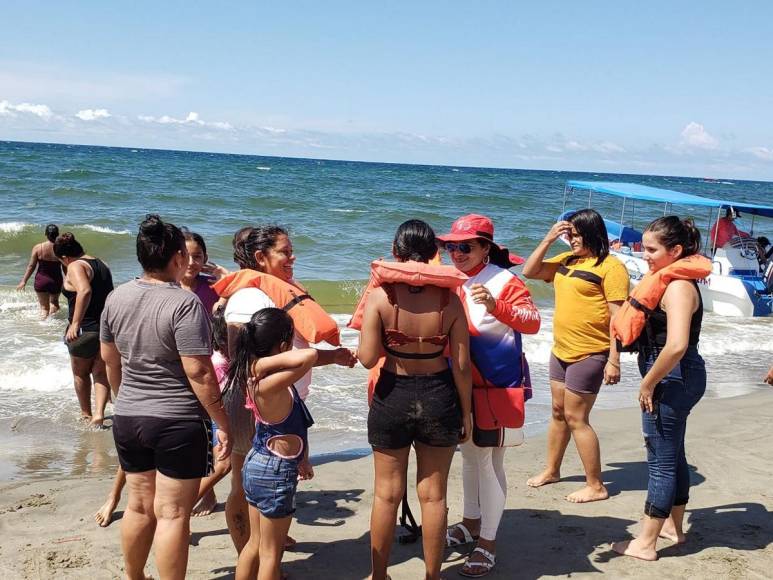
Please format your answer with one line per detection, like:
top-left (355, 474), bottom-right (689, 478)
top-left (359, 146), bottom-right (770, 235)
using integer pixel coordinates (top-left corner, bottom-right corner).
top-left (645, 216), bottom-right (701, 258)
top-left (222, 308), bottom-right (295, 399)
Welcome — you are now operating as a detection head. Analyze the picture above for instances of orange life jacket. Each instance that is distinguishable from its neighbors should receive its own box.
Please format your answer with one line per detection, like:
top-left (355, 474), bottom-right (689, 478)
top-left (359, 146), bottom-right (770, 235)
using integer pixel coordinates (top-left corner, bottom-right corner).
top-left (611, 254), bottom-right (711, 347)
top-left (213, 270), bottom-right (341, 346)
top-left (348, 259), bottom-right (467, 330)
top-left (348, 259), bottom-right (467, 403)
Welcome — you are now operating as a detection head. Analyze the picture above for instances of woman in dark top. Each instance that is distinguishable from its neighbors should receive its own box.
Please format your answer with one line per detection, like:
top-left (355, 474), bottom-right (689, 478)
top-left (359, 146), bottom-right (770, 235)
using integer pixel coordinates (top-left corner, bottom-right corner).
top-left (54, 233), bottom-right (114, 426)
top-left (613, 217), bottom-right (706, 561)
top-left (17, 224), bottom-right (64, 319)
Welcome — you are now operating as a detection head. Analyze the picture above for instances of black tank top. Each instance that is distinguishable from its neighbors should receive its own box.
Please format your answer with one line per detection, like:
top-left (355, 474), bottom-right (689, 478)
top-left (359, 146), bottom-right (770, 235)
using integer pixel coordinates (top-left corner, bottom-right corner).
top-left (62, 258), bottom-right (114, 332)
top-left (642, 280), bottom-right (703, 348)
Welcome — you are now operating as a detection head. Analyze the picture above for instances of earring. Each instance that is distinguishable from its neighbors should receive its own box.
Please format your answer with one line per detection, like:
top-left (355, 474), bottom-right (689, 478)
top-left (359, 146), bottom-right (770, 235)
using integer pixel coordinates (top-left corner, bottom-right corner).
top-left (483, 255), bottom-right (490, 265)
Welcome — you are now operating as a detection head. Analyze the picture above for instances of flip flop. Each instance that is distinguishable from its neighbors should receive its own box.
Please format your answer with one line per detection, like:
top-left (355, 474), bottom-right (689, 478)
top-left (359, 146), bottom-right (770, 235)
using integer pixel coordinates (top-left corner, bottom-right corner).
top-left (445, 523), bottom-right (479, 548)
top-left (459, 547), bottom-right (496, 577)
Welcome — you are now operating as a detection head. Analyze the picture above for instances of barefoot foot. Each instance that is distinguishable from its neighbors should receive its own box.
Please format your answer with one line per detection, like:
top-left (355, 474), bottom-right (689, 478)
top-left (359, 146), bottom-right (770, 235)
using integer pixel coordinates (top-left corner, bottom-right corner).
top-left (526, 470), bottom-right (560, 488)
top-left (612, 539), bottom-right (657, 561)
top-left (94, 495), bottom-right (119, 527)
top-left (90, 416), bottom-right (105, 429)
top-left (566, 485), bottom-right (609, 503)
top-left (659, 523), bottom-right (686, 544)
top-left (192, 490), bottom-right (217, 517)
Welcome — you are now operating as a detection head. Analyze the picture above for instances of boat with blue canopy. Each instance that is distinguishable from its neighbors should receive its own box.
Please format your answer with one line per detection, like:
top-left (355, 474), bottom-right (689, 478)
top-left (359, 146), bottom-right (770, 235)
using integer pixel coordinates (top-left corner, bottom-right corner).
top-left (559, 181), bottom-right (773, 317)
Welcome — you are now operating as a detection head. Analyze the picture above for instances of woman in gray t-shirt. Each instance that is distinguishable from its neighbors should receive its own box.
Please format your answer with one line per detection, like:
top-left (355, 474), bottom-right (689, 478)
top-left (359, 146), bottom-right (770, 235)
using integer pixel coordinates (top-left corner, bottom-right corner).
top-left (100, 215), bottom-right (231, 580)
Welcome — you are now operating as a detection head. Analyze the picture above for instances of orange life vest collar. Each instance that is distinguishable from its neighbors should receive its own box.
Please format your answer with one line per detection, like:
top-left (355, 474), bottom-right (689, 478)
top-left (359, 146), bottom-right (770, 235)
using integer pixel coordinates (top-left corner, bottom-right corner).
top-left (612, 254), bottom-right (711, 347)
top-left (348, 260), bottom-right (467, 331)
top-left (213, 270), bottom-right (340, 346)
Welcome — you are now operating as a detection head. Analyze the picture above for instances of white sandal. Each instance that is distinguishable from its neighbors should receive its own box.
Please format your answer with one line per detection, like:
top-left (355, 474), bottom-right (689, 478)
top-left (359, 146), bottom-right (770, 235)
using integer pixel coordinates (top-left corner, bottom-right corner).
top-left (459, 547), bottom-right (496, 577)
top-left (445, 523), bottom-right (479, 547)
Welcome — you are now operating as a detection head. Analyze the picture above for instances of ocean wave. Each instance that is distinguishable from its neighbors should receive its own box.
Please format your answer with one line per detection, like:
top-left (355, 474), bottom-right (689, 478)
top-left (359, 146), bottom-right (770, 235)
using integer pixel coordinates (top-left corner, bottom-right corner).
top-left (329, 209), bottom-right (369, 214)
top-left (0, 221), bottom-right (32, 235)
top-left (256, 166), bottom-right (271, 171)
top-left (81, 224), bottom-right (131, 235)
top-left (57, 168), bottom-right (101, 178)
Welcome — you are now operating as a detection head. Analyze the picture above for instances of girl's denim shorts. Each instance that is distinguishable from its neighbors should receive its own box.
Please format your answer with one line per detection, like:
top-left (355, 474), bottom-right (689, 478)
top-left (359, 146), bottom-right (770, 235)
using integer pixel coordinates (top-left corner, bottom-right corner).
top-left (242, 448), bottom-right (300, 518)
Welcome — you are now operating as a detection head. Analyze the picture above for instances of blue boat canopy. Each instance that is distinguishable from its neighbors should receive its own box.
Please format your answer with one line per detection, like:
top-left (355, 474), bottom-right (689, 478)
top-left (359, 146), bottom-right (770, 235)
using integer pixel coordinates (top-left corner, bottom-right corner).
top-left (567, 181), bottom-right (773, 219)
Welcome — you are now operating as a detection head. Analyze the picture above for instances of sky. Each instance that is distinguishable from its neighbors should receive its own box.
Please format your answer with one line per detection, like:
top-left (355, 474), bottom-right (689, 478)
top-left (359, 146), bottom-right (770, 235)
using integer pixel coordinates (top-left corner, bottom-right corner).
top-left (2, 1), bottom-right (773, 180)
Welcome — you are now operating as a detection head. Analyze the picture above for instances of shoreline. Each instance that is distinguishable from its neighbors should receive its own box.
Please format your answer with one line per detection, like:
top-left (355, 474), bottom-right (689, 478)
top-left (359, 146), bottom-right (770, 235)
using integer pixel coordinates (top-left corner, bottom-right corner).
top-left (1, 389), bottom-right (771, 579)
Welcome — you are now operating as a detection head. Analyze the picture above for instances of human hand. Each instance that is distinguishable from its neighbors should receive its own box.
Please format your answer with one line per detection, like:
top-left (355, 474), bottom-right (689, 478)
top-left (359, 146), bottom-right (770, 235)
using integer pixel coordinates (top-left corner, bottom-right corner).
top-left (16, 281), bottom-right (25, 291)
top-left (604, 360), bottom-right (621, 385)
top-left (215, 428), bottom-right (232, 461)
top-left (298, 458), bottom-right (314, 480)
top-left (333, 348), bottom-right (357, 367)
top-left (469, 284), bottom-right (496, 313)
top-left (638, 383), bottom-right (656, 413)
top-left (65, 323), bottom-right (81, 343)
top-left (202, 261), bottom-right (229, 280)
top-left (545, 221), bottom-right (572, 244)
top-left (459, 413), bottom-right (473, 443)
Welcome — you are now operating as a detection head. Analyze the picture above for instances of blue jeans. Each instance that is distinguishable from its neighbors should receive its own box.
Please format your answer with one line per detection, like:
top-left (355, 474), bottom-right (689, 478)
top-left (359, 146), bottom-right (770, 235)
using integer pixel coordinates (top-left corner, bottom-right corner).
top-left (242, 448), bottom-right (300, 518)
top-left (638, 346), bottom-right (706, 518)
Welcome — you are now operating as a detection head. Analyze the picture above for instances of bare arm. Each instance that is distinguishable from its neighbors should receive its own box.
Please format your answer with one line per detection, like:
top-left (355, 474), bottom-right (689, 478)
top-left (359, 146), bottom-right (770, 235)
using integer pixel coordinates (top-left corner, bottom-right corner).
top-left (65, 261), bottom-right (93, 341)
top-left (253, 348), bottom-right (319, 395)
top-left (17, 245), bottom-right (40, 289)
top-left (638, 281), bottom-right (698, 412)
top-left (315, 347), bottom-right (357, 368)
top-left (447, 294), bottom-right (472, 442)
top-left (604, 301), bottom-right (624, 385)
top-left (100, 341), bottom-right (123, 397)
top-left (521, 221), bottom-right (570, 281)
top-left (181, 354), bottom-right (232, 459)
top-left (357, 288), bottom-right (385, 369)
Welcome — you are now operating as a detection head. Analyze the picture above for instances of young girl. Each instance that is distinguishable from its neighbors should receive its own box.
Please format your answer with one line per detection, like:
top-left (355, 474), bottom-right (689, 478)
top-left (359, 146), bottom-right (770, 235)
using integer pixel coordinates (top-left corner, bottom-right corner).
top-left (227, 308), bottom-right (326, 580)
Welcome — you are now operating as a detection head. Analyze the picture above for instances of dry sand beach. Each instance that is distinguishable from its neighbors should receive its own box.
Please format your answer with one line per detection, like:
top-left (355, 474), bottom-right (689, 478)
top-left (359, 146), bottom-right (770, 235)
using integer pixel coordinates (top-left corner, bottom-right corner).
top-left (1, 390), bottom-right (771, 579)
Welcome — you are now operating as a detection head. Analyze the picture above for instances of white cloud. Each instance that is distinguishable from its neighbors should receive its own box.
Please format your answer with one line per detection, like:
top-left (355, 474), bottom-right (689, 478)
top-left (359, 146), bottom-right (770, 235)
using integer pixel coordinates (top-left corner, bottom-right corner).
top-left (76, 108), bottom-right (111, 121)
top-left (138, 111), bottom-right (233, 130)
top-left (745, 146), bottom-right (773, 161)
top-left (680, 122), bottom-right (719, 150)
top-left (0, 99), bottom-right (53, 119)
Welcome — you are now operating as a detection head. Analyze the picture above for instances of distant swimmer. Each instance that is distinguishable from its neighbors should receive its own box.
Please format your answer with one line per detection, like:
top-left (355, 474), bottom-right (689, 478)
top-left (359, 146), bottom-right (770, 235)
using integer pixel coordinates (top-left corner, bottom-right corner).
top-left (709, 207), bottom-right (749, 249)
top-left (16, 223), bottom-right (64, 319)
top-left (54, 232), bottom-right (114, 426)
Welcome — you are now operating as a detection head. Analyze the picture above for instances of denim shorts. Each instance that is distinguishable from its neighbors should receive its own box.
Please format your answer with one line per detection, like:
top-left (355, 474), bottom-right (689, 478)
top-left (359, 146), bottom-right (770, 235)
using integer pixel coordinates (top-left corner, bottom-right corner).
top-left (242, 448), bottom-right (300, 518)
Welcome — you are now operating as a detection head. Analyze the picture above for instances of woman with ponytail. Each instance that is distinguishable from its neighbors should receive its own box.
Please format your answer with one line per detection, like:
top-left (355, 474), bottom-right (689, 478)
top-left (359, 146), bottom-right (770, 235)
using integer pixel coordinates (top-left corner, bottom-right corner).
top-left (225, 308), bottom-right (320, 580)
top-left (17, 223), bottom-right (63, 318)
top-left (100, 214), bottom-right (231, 579)
top-left (358, 219), bottom-right (472, 580)
top-left (613, 217), bottom-right (706, 561)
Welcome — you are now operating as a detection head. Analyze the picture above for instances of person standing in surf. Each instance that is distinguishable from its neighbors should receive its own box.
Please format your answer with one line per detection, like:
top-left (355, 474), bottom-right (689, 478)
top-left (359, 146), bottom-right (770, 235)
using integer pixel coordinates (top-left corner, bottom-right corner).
top-left (612, 217), bottom-right (707, 560)
top-left (523, 209), bottom-right (629, 503)
top-left (54, 232), bottom-right (114, 426)
top-left (17, 223), bottom-right (64, 319)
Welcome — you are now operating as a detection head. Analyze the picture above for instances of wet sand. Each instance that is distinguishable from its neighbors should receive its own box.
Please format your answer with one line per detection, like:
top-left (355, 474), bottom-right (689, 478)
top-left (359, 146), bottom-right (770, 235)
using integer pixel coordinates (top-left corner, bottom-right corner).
top-left (0, 390), bottom-right (771, 579)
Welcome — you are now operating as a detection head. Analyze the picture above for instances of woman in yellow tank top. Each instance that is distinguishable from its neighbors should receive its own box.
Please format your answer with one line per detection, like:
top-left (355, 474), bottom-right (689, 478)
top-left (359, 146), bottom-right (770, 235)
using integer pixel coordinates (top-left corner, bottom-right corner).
top-left (522, 209), bottom-right (630, 503)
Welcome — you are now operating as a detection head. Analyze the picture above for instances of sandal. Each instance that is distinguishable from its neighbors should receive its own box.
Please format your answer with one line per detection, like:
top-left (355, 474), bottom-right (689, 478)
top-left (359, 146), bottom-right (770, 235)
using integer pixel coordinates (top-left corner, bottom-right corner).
top-left (459, 547), bottom-right (496, 578)
top-left (446, 523), bottom-right (479, 548)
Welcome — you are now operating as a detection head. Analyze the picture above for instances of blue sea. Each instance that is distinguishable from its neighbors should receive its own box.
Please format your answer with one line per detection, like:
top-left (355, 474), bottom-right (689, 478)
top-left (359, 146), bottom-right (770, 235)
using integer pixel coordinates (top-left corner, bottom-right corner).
top-left (1, 140), bottom-right (771, 481)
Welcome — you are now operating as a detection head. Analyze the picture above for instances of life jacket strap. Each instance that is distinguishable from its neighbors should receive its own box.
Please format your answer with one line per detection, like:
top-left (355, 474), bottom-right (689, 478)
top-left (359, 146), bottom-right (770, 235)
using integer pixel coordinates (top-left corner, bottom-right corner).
top-left (283, 294), bottom-right (313, 312)
top-left (627, 295), bottom-right (653, 315)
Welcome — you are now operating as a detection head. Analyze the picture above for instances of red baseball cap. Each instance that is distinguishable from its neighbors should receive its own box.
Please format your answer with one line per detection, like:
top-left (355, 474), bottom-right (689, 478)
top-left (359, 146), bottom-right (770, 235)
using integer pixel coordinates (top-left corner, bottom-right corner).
top-left (437, 214), bottom-right (524, 265)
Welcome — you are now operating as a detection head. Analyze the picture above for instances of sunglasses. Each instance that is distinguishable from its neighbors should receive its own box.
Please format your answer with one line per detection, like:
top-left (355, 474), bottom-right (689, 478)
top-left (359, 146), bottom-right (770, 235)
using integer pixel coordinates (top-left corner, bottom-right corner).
top-left (444, 242), bottom-right (474, 254)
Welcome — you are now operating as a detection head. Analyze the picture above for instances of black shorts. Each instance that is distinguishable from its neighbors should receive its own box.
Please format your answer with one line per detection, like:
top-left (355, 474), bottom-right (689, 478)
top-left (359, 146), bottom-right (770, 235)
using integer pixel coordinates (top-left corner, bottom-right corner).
top-left (66, 331), bottom-right (100, 359)
top-left (113, 415), bottom-right (213, 479)
top-left (368, 368), bottom-right (462, 449)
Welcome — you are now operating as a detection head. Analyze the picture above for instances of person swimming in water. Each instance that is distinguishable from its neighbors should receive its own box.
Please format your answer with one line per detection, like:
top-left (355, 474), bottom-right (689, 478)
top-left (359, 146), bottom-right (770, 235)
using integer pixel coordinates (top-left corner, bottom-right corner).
top-left (17, 224), bottom-right (64, 319)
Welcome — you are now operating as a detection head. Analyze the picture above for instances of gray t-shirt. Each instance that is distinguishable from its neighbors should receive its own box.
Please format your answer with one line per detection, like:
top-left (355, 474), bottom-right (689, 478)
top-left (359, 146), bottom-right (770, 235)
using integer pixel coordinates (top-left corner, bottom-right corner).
top-left (100, 279), bottom-right (212, 419)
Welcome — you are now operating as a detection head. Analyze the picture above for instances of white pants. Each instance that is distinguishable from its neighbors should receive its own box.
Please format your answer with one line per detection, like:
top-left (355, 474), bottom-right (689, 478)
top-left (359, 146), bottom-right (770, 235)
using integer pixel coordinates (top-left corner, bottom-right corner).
top-left (461, 439), bottom-right (507, 541)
